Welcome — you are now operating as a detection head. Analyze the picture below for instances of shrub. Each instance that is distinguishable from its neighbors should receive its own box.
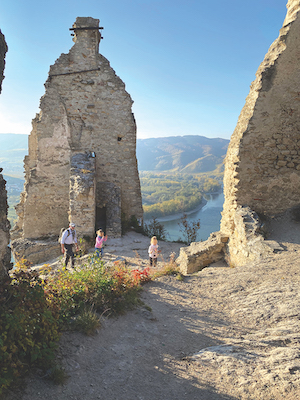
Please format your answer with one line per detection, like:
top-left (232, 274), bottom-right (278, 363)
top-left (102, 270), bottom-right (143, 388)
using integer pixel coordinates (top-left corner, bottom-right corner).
top-left (0, 271), bottom-right (60, 394)
top-left (49, 365), bottom-right (69, 385)
top-left (71, 307), bottom-right (101, 336)
top-left (178, 213), bottom-right (201, 244)
top-left (143, 217), bottom-right (167, 241)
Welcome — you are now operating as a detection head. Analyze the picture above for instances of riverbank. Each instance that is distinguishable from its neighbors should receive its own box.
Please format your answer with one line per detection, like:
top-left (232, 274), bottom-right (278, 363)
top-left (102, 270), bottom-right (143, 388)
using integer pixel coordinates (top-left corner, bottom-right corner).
top-left (146, 191), bottom-right (224, 242)
top-left (144, 191), bottom-right (223, 224)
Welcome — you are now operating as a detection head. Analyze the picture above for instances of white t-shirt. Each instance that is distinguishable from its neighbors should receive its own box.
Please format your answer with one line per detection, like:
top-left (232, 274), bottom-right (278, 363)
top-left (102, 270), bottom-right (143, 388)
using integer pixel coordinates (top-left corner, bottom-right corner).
top-left (61, 228), bottom-right (77, 245)
top-left (148, 244), bottom-right (158, 258)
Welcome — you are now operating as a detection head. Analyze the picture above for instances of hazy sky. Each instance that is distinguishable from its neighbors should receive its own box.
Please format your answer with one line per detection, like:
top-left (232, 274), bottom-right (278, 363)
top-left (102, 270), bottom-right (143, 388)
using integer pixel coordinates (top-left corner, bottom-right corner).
top-left (0, 0), bottom-right (287, 139)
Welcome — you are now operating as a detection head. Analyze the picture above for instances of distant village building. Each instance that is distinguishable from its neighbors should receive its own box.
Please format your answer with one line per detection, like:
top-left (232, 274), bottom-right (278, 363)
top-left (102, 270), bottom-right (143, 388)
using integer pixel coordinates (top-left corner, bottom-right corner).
top-left (11, 17), bottom-right (143, 264)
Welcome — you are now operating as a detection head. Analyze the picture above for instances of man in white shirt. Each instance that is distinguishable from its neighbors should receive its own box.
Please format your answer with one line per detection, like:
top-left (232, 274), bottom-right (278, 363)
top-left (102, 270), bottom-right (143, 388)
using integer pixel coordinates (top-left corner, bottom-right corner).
top-left (61, 223), bottom-right (79, 267)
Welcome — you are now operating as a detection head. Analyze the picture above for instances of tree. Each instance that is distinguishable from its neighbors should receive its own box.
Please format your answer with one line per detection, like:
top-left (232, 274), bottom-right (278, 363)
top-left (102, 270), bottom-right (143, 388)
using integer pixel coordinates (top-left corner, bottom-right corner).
top-left (178, 213), bottom-right (201, 244)
top-left (144, 217), bottom-right (167, 241)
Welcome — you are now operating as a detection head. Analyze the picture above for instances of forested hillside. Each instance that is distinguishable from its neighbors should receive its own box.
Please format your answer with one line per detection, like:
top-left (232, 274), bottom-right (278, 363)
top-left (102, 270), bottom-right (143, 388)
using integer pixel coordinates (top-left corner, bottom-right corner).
top-left (0, 133), bottom-right (227, 221)
top-left (141, 172), bottom-right (221, 219)
top-left (0, 133), bottom-right (229, 176)
top-left (136, 135), bottom-right (229, 173)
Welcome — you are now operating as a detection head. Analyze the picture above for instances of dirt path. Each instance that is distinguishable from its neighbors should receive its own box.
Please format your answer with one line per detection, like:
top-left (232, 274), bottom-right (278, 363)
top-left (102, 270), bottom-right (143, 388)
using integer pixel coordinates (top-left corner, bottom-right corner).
top-left (6, 221), bottom-right (300, 400)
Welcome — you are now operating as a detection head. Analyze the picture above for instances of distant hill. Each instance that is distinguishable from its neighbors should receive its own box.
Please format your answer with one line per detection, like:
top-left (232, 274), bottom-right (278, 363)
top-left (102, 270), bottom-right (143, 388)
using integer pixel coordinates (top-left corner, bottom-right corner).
top-left (136, 135), bottom-right (229, 173)
top-left (0, 133), bottom-right (229, 176)
top-left (0, 133), bottom-right (28, 177)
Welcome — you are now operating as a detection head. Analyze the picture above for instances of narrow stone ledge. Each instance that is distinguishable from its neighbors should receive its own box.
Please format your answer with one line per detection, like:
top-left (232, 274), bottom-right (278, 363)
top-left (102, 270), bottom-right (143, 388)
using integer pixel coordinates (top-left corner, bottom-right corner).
top-left (11, 238), bottom-right (61, 266)
top-left (176, 232), bottom-right (229, 275)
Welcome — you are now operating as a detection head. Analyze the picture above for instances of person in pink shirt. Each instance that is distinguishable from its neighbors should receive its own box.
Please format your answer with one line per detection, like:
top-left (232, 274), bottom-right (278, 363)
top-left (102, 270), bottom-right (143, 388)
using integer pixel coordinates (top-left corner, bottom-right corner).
top-left (94, 229), bottom-right (107, 258)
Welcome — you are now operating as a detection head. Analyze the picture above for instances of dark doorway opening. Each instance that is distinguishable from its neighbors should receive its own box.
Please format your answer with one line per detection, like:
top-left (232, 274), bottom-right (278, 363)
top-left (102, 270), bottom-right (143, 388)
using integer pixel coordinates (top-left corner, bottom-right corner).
top-left (95, 206), bottom-right (107, 234)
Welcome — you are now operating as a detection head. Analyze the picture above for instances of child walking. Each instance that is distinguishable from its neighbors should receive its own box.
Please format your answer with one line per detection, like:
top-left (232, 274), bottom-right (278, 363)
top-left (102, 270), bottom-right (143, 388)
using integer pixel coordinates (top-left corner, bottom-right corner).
top-left (94, 229), bottom-right (108, 258)
top-left (148, 236), bottom-right (159, 267)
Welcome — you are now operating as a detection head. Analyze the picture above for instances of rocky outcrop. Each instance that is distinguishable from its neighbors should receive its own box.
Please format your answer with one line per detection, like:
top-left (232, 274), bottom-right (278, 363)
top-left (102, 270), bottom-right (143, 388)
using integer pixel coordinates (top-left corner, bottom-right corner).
top-left (0, 29), bottom-right (7, 94)
top-left (11, 237), bottom-right (60, 266)
top-left (177, 1), bottom-right (300, 272)
top-left (0, 169), bottom-right (11, 278)
top-left (0, 31), bottom-right (11, 279)
top-left (220, 0), bottom-right (300, 266)
top-left (11, 17), bottom-right (143, 264)
top-left (177, 232), bottom-right (228, 274)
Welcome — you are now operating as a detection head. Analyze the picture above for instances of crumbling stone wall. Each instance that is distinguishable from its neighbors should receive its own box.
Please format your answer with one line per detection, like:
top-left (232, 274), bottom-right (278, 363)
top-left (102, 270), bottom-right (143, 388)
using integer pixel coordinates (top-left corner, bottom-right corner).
top-left (0, 169), bottom-right (11, 279)
top-left (0, 29), bottom-right (7, 94)
top-left (69, 152), bottom-right (96, 237)
top-left (176, 1), bottom-right (300, 274)
top-left (221, 0), bottom-right (300, 266)
top-left (0, 30), bottom-right (11, 278)
top-left (12, 17), bottom-right (143, 263)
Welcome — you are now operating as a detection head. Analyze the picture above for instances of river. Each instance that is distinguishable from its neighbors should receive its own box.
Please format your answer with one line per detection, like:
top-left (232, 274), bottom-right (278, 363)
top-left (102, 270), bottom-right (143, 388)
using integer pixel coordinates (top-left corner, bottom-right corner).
top-left (149, 191), bottom-right (224, 242)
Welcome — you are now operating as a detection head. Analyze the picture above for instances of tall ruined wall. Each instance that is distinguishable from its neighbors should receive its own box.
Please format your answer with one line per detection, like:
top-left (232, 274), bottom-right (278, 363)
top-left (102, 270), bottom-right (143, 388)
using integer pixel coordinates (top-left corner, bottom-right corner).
top-left (221, 0), bottom-right (300, 266)
top-left (0, 29), bottom-right (8, 94)
top-left (0, 30), bottom-right (11, 278)
top-left (13, 17), bottom-right (143, 246)
top-left (0, 171), bottom-right (11, 279)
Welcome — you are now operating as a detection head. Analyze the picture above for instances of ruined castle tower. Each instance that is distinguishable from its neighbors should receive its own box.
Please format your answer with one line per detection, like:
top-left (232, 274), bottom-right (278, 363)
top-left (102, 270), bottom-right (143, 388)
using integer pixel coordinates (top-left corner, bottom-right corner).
top-left (221, 0), bottom-right (300, 266)
top-left (12, 17), bottom-right (143, 263)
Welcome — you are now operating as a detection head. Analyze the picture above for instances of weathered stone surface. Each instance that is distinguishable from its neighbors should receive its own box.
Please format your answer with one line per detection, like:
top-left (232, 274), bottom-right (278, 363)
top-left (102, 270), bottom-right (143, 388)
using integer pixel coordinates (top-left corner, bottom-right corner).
top-left (176, 231), bottom-right (229, 274)
top-left (12, 17), bottom-right (143, 264)
top-left (0, 29), bottom-right (7, 94)
top-left (11, 238), bottom-right (61, 266)
top-left (0, 169), bottom-right (12, 278)
top-left (0, 31), bottom-right (11, 279)
top-left (69, 152), bottom-right (96, 239)
top-left (220, 0), bottom-right (300, 266)
top-left (222, 206), bottom-right (276, 266)
top-left (176, 1), bottom-right (300, 271)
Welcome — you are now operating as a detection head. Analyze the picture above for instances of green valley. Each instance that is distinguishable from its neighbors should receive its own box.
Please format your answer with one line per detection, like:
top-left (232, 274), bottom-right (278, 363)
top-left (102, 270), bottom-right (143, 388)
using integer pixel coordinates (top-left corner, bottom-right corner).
top-left (141, 172), bottom-right (222, 219)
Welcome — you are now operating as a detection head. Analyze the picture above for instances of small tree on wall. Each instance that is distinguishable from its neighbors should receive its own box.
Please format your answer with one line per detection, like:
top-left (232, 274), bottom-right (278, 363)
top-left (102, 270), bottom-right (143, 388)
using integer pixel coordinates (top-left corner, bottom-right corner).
top-left (178, 213), bottom-right (201, 244)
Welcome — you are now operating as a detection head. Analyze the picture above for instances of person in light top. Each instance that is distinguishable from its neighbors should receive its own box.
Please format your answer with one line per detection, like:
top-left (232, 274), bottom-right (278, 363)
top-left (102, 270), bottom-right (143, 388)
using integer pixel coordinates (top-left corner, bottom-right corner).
top-left (148, 236), bottom-right (160, 267)
top-left (61, 223), bottom-right (78, 267)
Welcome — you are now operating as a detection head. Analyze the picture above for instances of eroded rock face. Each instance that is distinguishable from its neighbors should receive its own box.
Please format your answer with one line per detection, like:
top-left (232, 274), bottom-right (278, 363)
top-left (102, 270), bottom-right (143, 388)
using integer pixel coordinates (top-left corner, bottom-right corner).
top-left (176, 232), bottom-right (229, 274)
top-left (0, 31), bottom-right (11, 279)
top-left (220, 0), bottom-right (300, 266)
top-left (0, 29), bottom-right (7, 94)
top-left (0, 170), bottom-right (11, 278)
top-left (176, 1), bottom-right (300, 272)
top-left (12, 17), bottom-right (143, 264)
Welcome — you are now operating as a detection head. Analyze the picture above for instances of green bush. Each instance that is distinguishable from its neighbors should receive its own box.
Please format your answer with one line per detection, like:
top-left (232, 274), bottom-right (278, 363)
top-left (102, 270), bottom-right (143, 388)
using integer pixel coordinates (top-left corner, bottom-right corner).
top-left (0, 271), bottom-right (60, 394)
top-left (0, 258), bottom-right (152, 394)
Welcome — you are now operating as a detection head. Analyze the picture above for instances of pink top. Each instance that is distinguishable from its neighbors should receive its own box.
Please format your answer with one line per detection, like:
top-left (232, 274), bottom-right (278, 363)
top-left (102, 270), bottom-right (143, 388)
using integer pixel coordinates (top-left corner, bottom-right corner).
top-left (95, 235), bottom-right (107, 249)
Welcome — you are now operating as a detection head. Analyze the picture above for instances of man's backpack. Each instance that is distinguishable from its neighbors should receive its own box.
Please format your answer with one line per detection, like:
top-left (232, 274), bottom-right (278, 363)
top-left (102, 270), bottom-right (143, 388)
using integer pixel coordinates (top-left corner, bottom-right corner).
top-left (58, 228), bottom-right (70, 244)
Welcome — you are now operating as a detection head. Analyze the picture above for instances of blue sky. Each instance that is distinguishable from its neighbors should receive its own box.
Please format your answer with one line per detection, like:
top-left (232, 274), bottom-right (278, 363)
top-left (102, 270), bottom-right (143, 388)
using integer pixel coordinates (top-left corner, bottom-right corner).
top-left (0, 0), bottom-right (287, 139)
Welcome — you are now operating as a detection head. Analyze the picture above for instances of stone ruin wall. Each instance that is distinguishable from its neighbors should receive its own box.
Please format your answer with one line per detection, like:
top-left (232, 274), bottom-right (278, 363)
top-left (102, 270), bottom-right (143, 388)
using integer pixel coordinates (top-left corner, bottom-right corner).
top-left (0, 29), bottom-right (11, 279)
top-left (0, 168), bottom-right (11, 279)
top-left (178, 0), bottom-right (300, 273)
top-left (12, 17), bottom-right (143, 263)
top-left (221, 0), bottom-right (300, 266)
top-left (0, 29), bottom-right (7, 94)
